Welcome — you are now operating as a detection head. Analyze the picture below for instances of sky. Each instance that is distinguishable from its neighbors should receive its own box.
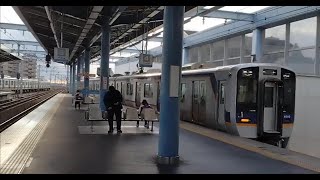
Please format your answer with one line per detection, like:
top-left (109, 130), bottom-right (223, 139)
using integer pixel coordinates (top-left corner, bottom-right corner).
top-left (0, 6), bottom-right (270, 79)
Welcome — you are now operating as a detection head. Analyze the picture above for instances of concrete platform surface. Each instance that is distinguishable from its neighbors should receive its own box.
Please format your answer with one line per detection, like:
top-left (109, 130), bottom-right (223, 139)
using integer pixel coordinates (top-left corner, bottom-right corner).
top-left (0, 94), bottom-right (317, 174)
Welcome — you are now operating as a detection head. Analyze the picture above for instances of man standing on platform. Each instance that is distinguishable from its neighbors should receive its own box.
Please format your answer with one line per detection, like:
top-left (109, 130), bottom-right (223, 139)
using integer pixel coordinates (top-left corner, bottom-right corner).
top-left (103, 85), bottom-right (123, 134)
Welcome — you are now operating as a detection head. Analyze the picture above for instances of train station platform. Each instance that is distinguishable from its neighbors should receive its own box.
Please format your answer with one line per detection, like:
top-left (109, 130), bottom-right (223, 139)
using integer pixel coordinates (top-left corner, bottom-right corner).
top-left (1, 93), bottom-right (320, 174)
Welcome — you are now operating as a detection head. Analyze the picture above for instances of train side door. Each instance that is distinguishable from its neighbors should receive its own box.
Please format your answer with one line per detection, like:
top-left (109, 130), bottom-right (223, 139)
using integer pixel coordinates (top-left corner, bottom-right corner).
top-left (192, 80), bottom-right (206, 124)
top-left (199, 81), bottom-right (206, 124)
top-left (192, 81), bottom-right (200, 123)
top-left (218, 81), bottom-right (226, 129)
top-left (135, 82), bottom-right (141, 107)
top-left (263, 82), bottom-right (278, 133)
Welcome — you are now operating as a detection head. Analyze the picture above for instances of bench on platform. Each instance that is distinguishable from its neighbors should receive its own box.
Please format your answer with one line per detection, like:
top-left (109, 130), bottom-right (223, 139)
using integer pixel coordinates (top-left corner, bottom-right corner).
top-left (84, 104), bottom-right (159, 131)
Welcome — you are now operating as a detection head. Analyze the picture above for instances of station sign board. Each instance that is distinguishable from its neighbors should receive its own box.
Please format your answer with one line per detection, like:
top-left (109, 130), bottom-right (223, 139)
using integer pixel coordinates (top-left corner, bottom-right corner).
top-left (138, 53), bottom-right (153, 67)
top-left (54, 47), bottom-right (69, 64)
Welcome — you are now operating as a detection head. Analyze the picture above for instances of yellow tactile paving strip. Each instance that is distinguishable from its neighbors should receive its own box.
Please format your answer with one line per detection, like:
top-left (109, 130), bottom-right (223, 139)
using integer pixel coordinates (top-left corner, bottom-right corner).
top-left (180, 121), bottom-right (320, 173)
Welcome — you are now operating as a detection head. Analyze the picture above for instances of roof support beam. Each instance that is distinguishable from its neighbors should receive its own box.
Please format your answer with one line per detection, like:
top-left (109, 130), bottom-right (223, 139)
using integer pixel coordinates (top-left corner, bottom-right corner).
top-left (203, 10), bottom-right (254, 22)
top-left (0, 23), bottom-right (28, 31)
top-left (184, 6), bottom-right (320, 48)
top-left (148, 37), bottom-right (162, 42)
top-left (12, 6), bottom-right (48, 54)
top-left (37, 32), bottom-right (76, 46)
top-left (8, 49), bottom-right (47, 55)
top-left (108, 6), bottom-right (222, 54)
top-left (118, 48), bottom-right (141, 53)
top-left (69, 6), bottom-right (104, 60)
top-left (0, 39), bottom-right (40, 46)
top-left (88, 6), bottom-right (128, 48)
top-left (45, 6), bottom-right (60, 48)
top-left (110, 6), bottom-right (165, 46)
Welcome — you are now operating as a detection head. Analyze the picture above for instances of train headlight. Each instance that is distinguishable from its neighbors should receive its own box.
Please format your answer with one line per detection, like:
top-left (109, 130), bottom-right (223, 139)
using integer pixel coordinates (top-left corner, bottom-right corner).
top-left (240, 118), bottom-right (250, 123)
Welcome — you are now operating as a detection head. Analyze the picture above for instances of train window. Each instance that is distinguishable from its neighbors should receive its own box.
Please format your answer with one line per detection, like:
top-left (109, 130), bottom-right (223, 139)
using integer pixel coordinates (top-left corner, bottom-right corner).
top-left (11, 81), bottom-right (13, 85)
top-left (127, 83), bottom-right (133, 95)
top-left (264, 87), bottom-right (274, 107)
top-left (5, 81), bottom-right (8, 85)
top-left (193, 81), bottom-right (199, 99)
top-left (220, 83), bottom-right (225, 104)
top-left (200, 81), bottom-right (206, 99)
top-left (237, 80), bottom-right (257, 104)
top-left (144, 83), bottom-right (153, 98)
top-left (180, 83), bottom-right (186, 102)
top-left (237, 68), bottom-right (258, 104)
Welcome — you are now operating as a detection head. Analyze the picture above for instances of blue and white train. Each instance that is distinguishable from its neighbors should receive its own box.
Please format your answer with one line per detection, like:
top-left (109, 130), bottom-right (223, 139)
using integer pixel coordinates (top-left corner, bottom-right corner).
top-left (81, 63), bottom-right (296, 147)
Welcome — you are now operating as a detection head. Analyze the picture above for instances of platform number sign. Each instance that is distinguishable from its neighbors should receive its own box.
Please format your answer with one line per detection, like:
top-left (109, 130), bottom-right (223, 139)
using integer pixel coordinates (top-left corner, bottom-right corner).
top-left (102, 76), bottom-right (108, 89)
top-left (54, 47), bottom-right (69, 63)
top-left (139, 54), bottom-right (153, 67)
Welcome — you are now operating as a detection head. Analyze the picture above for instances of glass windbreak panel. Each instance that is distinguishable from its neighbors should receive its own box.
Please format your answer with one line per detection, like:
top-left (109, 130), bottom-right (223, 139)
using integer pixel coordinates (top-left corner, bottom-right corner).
top-left (244, 33), bottom-right (253, 56)
top-left (212, 40), bottom-right (225, 60)
top-left (264, 24), bottom-right (286, 53)
top-left (189, 46), bottom-right (199, 63)
top-left (264, 87), bottom-right (274, 107)
top-left (226, 58), bottom-right (240, 65)
top-left (288, 49), bottom-right (315, 75)
top-left (262, 52), bottom-right (284, 64)
top-left (199, 44), bottom-right (211, 62)
top-left (290, 17), bottom-right (316, 50)
top-left (242, 56), bottom-right (252, 63)
top-left (210, 61), bottom-right (223, 68)
top-left (227, 36), bottom-right (241, 58)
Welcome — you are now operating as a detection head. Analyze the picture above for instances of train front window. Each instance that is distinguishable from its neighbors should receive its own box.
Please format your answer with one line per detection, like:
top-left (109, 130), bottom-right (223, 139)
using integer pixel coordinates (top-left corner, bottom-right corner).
top-left (237, 67), bottom-right (258, 105)
top-left (237, 78), bottom-right (257, 104)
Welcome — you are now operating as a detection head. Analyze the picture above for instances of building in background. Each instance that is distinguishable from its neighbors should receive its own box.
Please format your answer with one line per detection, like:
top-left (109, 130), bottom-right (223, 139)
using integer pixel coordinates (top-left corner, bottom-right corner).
top-left (0, 55), bottom-right (37, 78)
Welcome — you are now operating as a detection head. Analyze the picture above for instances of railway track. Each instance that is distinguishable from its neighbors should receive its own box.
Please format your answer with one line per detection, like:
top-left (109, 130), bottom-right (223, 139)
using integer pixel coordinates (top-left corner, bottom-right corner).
top-left (0, 90), bottom-right (62, 132)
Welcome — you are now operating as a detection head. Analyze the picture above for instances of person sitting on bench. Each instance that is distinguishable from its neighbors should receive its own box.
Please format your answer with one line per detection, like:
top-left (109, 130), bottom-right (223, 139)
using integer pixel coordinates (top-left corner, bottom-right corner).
top-left (74, 90), bottom-right (83, 109)
top-left (138, 99), bottom-right (152, 127)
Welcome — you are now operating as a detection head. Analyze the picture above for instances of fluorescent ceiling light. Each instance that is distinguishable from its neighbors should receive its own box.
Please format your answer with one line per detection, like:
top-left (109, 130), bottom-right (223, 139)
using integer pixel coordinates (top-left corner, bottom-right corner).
top-left (203, 6), bottom-right (215, 10)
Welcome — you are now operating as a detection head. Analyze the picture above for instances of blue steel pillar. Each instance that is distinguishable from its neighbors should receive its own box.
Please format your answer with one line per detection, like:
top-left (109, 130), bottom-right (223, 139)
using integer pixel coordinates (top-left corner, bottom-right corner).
top-left (80, 54), bottom-right (85, 75)
top-left (251, 28), bottom-right (263, 62)
top-left (77, 57), bottom-right (81, 90)
top-left (157, 6), bottom-right (184, 165)
top-left (99, 14), bottom-right (110, 111)
top-left (72, 62), bottom-right (76, 96)
top-left (69, 64), bottom-right (72, 94)
top-left (84, 48), bottom-right (90, 96)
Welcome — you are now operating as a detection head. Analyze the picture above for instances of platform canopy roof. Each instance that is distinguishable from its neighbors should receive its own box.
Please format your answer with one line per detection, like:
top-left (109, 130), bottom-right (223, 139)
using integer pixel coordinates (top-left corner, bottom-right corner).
top-left (12, 6), bottom-right (195, 64)
top-left (0, 48), bottom-right (22, 62)
top-left (13, 6), bottom-right (269, 64)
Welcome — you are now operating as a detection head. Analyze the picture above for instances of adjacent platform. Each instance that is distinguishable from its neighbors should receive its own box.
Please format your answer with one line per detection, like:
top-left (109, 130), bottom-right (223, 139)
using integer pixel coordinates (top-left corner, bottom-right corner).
top-left (0, 94), bottom-right (319, 174)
